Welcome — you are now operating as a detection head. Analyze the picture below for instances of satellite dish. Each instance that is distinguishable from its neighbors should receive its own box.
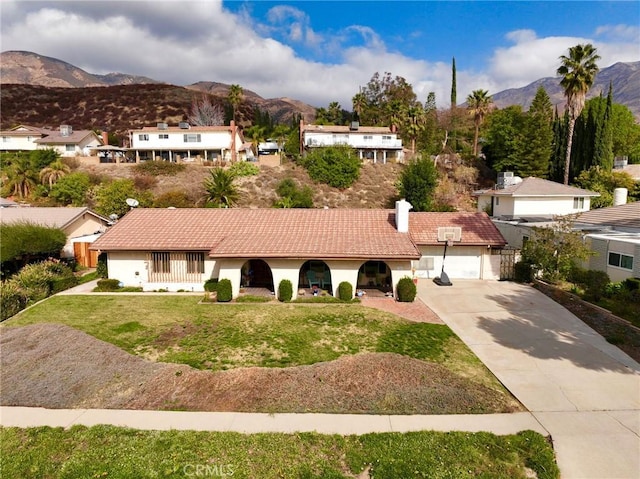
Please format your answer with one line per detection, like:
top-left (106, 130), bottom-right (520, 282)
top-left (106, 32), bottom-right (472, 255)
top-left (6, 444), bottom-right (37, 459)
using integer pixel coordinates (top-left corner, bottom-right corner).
top-left (109, 213), bottom-right (118, 221)
top-left (126, 198), bottom-right (139, 208)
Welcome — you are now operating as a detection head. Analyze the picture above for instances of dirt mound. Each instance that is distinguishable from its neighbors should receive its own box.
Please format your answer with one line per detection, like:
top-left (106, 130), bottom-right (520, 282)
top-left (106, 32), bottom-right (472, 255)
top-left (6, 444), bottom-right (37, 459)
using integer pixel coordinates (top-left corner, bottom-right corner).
top-left (1, 324), bottom-right (521, 414)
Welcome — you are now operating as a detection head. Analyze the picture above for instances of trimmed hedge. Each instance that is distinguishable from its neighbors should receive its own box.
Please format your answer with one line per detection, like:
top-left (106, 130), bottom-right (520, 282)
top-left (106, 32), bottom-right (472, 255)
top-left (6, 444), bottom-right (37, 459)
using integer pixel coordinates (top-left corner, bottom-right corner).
top-left (0, 281), bottom-right (28, 321)
top-left (337, 281), bottom-right (353, 301)
top-left (278, 279), bottom-right (293, 302)
top-left (514, 261), bottom-right (534, 283)
top-left (204, 278), bottom-right (219, 292)
top-left (216, 279), bottom-right (233, 302)
top-left (95, 279), bottom-right (122, 291)
top-left (396, 276), bottom-right (417, 302)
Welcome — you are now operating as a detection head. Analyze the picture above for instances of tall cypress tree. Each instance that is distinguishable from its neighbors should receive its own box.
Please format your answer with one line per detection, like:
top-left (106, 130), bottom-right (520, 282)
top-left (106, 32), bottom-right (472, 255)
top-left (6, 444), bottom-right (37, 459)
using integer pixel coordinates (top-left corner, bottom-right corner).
top-left (593, 83), bottom-right (614, 170)
top-left (550, 109), bottom-right (568, 182)
top-left (450, 57), bottom-right (457, 109)
top-left (450, 57), bottom-right (458, 151)
top-left (521, 86), bottom-right (554, 177)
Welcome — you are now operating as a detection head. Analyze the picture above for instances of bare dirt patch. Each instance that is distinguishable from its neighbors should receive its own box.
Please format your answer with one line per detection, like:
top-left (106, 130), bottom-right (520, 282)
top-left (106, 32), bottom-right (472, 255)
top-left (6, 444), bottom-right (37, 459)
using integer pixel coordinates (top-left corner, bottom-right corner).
top-left (0, 323), bottom-right (522, 414)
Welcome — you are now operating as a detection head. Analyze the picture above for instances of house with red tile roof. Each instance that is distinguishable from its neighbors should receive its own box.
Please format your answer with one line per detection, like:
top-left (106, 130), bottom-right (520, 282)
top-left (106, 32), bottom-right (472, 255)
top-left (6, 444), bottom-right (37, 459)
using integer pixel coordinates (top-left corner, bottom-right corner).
top-left (90, 201), bottom-right (506, 297)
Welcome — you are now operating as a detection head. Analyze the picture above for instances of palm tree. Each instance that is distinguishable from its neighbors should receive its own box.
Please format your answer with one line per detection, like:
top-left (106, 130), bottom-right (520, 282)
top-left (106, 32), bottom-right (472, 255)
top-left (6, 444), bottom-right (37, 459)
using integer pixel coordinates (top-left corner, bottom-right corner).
top-left (402, 104), bottom-right (426, 154)
top-left (204, 167), bottom-right (239, 207)
top-left (244, 125), bottom-right (266, 156)
top-left (352, 92), bottom-right (366, 121)
top-left (6, 157), bottom-right (37, 198)
top-left (228, 84), bottom-right (243, 123)
top-left (557, 43), bottom-right (600, 185)
top-left (466, 89), bottom-right (492, 157)
top-left (40, 159), bottom-right (70, 188)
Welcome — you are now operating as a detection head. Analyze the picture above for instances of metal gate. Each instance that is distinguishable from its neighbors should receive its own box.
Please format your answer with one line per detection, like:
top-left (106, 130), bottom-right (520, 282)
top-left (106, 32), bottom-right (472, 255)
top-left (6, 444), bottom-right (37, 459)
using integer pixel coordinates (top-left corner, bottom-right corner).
top-left (499, 249), bottom-right (518, 280)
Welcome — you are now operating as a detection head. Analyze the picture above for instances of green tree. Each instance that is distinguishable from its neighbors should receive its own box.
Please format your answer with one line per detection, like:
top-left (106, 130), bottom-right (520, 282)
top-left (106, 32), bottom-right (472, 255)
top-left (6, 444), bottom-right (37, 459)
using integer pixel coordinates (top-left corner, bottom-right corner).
top-left (39, 159), bottom-right (70, 188)
top-left (557, 43), bottom-right (601, 185)
top-left (358, 72), bottom-right (418, 127)
top-left (49, 172), bottom-right (91, 206)
top-left (466, 89), bottom-right (492, 157)
top-left (521, 217), bottom-right (593, 282)
top-left (574, 166), bottom-right (636, 208)
top-left (5, 156), bottom-right (37, 199)
top-left (0, 222), bottom-right (67, 276)
top-left (549, 109), bottom-right (569, 182)
top-left (401, 104), bottom-right (426, 154)
top-left (352, 91), bottom-right (367, 120)
top-left (483, 106), bottom-right (525, 174)
top-left (94, 179), bottom-right (153, 218)
top-left (609, 103), bottom-right (640, 161)
top-left (228, 84), bottom-right (243, 123)
top-left (204, 167), bottom-right (239, 207)
top-left (244, 125), bottom-right (266, 156)
top-left (398, 156), bottom-right (438, 212)
top-left (301, 145), bottom-right (361, 189)
top-left (274, 178), bottom-right (313, 208)
top-left (520, 86), bottom-right (554, 177)
top-left (29, 149), bottom-right (59, 170)
top-left (450, 57), bottom-right (457, 109)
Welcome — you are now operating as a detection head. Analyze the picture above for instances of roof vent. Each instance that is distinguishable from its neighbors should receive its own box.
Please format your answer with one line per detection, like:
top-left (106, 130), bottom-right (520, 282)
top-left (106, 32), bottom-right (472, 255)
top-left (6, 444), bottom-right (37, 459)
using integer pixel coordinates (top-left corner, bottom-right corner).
top-left (59, 125), bottom-right (73, 137)
top-left (496, 172), bottom-right (514, 189)
top-left (350, 121), bottom-right (359, 131)
top-left (157, 122), bottom-right (168, 130)
top-left (179, 122), bottom-right (190, 129)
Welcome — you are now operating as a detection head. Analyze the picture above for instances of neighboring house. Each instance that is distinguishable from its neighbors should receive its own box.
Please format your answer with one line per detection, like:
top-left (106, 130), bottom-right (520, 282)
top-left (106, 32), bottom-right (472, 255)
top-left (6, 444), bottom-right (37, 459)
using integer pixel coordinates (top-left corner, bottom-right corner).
top-left (128, 121), bottom-right (250, 163)
top-left (0, 124), bottom-right (55, 152)
top-left (576, 202), bottom-right (640, 281)
top-left (300, 120), bottom-right (404, 164)
top-left (613, 156), bottom-right (640, 181)
top-left (0, 197), bottom-right (20, 208)
top-left (473, 175), bottom-right (599, 219)
top-left (90, 202), bottom-right (506, 297)
top-left (0, 207), bottom-right (111, 267)
top-left (34, 125), bottom-right (103, 157)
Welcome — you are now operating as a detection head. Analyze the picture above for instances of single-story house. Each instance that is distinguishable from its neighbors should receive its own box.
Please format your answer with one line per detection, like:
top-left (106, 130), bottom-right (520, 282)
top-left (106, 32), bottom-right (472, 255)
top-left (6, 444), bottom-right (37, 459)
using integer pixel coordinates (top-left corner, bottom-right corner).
top-left (576, 202), bottom-right (640, 281)
top-left (33, 125), bottom-right (103, 157)
top-left (0, 207), bottom-right (111, 267)
top-left (90, 202), bottom-right (506, 297)
top-left (473, 175), bottom-right (599, 218)
top-left (300, 120), bottom-right (404, 164)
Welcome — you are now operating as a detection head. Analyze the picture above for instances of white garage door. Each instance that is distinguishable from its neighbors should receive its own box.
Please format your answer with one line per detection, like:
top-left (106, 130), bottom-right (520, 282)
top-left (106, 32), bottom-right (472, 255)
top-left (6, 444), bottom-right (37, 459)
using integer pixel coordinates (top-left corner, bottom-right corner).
top-left (414, 246), bottom-right (482, 279)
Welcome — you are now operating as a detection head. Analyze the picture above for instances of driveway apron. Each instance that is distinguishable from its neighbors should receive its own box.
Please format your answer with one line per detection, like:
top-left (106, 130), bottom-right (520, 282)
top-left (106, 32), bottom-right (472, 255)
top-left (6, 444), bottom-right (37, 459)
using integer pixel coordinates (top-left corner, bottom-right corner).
top-left (419, 279), bottom-right (640, 479)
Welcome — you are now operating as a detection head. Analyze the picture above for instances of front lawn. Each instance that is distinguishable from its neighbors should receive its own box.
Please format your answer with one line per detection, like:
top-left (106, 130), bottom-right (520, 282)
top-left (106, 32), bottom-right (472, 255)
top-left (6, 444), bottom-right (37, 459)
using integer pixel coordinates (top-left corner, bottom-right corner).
top-left (7, 296), bottom-right (471, 372)
top-left (0, 426), bottom-right (559, 479)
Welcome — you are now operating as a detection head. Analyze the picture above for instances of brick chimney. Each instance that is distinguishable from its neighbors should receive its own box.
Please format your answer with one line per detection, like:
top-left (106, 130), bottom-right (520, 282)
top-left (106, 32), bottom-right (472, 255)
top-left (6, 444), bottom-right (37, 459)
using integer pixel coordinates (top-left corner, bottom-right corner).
top-left (101, 131), bottom-right (109, 146)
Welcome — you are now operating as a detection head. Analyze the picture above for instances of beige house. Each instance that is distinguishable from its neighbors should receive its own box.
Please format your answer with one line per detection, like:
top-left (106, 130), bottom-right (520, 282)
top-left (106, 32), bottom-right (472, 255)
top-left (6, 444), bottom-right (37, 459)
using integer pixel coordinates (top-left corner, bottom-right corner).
top-left (90, 203), bottom-right (506, 297)
top-left (0, 125), bottom-right (53, 152)
top-left (0, 207), bottom-right (111, 267)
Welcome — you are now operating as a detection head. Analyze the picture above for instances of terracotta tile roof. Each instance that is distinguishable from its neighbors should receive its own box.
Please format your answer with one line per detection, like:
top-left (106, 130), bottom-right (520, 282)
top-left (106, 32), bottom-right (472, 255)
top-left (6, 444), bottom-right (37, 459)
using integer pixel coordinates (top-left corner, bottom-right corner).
top-left (575, 202), bottom-right (640, 230)
top-left (90, 208), bottom-right (422, 259)
top-left (91, 208), bottom-right (508, 257)
top-left (0, 207), bottom-right (109, 230)
top-left (409, 212), bottom-right (506, 246)
top-left (473, 177), bottom-right (599, 197)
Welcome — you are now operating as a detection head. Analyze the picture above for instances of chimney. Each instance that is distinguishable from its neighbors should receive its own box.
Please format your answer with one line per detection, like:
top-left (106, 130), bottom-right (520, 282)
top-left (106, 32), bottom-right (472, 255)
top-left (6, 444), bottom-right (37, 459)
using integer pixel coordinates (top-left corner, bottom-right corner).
top-left (101, 131), bottom-right (109, 146)
top-left (395, 199), bottom-right (413, 233)
top-left (613, 188), bottom-right (628, 206)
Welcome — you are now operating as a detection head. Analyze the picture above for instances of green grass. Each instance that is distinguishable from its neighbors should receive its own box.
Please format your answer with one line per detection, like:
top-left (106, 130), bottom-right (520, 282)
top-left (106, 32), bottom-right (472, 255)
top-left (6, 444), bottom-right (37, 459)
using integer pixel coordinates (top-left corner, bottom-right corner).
top-left (76, 271), bottom-right (98, 285)
top-left (0, 426), bottom-right (559, 479)
top-left (5, 296), bottom-right (468, 371)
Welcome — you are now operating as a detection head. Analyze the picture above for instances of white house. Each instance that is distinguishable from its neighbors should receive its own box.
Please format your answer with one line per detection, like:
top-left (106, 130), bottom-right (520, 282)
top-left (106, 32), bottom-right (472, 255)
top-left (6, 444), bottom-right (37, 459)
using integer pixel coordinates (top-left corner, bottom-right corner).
top-left (128, 121), bottom-right (250, 163)
top-left (0, 125), bottom-right (53, 152)
top-left (300, 121), bottom-right (404, 164)
top-left (473, 175), bottom-right (599, 219)
top-left (0, 207), bottom-right (111, 267)
top-left (90, 203), bottom-right (506, 297)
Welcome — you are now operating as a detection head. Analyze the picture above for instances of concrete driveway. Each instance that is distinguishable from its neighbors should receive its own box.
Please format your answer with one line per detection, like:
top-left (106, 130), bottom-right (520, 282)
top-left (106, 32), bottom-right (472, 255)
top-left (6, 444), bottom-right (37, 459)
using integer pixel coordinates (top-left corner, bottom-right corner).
top-left (419, 279), bottom-right (640, 479)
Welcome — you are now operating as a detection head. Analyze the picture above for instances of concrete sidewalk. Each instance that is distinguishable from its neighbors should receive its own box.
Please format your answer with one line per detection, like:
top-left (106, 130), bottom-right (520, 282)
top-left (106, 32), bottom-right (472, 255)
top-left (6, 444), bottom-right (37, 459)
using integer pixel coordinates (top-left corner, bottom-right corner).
top-left (420, 279), bottom-right (640, 479)
top-left (0, 407), bottom-right (547, 436)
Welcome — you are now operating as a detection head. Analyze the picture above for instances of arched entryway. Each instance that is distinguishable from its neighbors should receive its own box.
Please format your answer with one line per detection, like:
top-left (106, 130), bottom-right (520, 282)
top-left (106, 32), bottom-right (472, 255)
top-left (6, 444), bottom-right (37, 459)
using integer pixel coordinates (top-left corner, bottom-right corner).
top-left (299, 260), bottom-right (333, 296)
top-left (357, 261), bottom-right (392, 295)
top-left (241, 259), bottom-right (274, 293)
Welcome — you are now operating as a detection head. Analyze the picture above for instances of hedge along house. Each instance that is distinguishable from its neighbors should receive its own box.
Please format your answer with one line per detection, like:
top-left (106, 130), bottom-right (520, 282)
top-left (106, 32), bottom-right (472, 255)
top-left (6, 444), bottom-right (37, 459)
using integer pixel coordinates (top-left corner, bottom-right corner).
top-left (90, 201), bottom-right (506, 298)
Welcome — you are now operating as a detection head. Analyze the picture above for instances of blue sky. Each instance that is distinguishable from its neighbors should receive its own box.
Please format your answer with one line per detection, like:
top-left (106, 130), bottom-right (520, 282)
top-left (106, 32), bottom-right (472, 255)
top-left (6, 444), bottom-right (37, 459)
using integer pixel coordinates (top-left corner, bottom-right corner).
top-left (1, 1), bottom-right (639, 109)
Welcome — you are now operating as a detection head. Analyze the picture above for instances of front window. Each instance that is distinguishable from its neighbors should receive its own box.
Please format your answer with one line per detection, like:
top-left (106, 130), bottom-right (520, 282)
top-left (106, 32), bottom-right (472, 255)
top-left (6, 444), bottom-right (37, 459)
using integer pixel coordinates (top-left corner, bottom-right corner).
top-left (608, 252), bottom-right (633, 270)
top-left (158, 134), bottom-right (169, 139)
top-left (1, 136), bottom-right (9, 142)
top-left (151, 252), bottom-right (171, 273)
top-left (573, 197), bottom-right (585, 209)
top-left (186, 253), bottom-right (205, 274)
top-left (139, 134), bottom-right (149, 141)
top-left (184, 134), bottom-right (201, 143)
top-left (65, 144), bottom-right (75, 151)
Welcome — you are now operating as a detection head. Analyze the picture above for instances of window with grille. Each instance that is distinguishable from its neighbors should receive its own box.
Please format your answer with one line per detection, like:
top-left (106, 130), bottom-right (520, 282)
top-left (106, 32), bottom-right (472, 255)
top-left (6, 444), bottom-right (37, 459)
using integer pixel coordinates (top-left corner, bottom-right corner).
top-left (159, 134), bottom-right (169, 139)
top-left (184, 134), bottom-right (201, 143)
top-left (186, 253), bottom-right (205, 274)
top-left (151, 252), bottom-right (171, 273)
top-left (139, 134), bottom-right (149, 141)
top-left (573, 197), bottom-right (585, 209)
top-left (65, 144), bottom-right (75, 151)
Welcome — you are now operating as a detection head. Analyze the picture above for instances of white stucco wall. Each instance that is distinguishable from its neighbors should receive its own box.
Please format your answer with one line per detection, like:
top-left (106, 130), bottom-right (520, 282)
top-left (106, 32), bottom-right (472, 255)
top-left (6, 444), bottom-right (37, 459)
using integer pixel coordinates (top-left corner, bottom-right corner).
top-left (414, 246), bottom-right (489, 279)
top-left (512, 197), bottom-right (590, 217)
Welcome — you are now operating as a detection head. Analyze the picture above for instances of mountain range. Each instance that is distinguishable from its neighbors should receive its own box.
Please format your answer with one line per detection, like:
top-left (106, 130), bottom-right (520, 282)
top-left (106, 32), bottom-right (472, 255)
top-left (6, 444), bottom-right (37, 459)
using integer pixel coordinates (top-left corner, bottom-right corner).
top-left (1, 50), bottom-right (638, 133)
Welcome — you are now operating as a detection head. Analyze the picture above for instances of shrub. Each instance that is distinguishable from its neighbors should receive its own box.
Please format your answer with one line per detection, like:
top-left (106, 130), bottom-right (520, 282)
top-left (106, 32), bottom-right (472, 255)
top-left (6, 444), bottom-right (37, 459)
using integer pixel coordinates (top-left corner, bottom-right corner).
top-left (300, 145), bottom-right (361, 189)
top-left (0, 281), bottom-right (28, 321)
top-left (11, 262), bottom-right (55, 302)
top-left (337, 281), bottom-right (353, 301)
top-left (623, 278), bottom-right (640, 291)
top-left (204, 278), bottom-right (219, 292)
top-left (96, 253), bottom-right (108, 278)
top-left (514, 261), bottom-right (534, 283)
top-left (236, 295), bottom-right (272, 303)
top-left (582, 270), bottom-right (610, 301)
top-left (229, 161), bottom-right (260, 177)
top-left (95, 279), bottom-right (122, 291)
top-left (216, 279), bottom-right (233, 302)
top-left (396, 276), bottom-right (417, 302)
top-left (0, 222), bottom-right (66, 272)
top-left (278, 279), bottom-right (293, 302)
top-left (132, 161), bottom-right (186, 176)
